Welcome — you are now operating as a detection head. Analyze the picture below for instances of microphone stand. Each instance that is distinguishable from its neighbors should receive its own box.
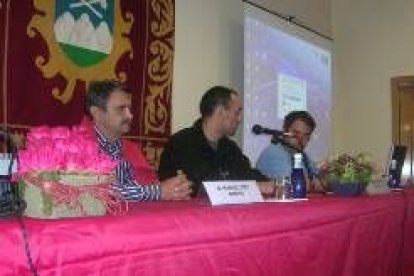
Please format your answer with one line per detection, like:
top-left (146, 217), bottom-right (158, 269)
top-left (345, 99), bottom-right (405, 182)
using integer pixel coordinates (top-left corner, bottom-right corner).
top-left (270, 135), bottom-right (301, 153)
top-left (270, 135), bottom-right (317, 181)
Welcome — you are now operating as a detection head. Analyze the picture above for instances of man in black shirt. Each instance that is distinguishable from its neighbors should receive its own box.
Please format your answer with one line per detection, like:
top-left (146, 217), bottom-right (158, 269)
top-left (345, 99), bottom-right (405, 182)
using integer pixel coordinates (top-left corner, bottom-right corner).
top-left (158, 86), bottom-right (273, 196)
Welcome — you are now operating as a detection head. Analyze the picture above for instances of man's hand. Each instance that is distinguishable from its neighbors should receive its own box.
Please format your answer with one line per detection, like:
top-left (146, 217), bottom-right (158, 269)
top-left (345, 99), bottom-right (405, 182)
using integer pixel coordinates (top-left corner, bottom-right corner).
top-left (309, 177), bottom-right (326, 193)
top-left (160, 171), bottom-right (193, 201)
top-left (257, 181), bottom-right (275, 196)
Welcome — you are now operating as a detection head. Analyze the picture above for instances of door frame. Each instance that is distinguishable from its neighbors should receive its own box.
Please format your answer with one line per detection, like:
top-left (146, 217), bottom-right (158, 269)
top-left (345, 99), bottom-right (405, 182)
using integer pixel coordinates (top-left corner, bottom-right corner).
top-left (391, 76), bottom-right (414, 144)
top-left (391, 76), bottom-right (414, 183)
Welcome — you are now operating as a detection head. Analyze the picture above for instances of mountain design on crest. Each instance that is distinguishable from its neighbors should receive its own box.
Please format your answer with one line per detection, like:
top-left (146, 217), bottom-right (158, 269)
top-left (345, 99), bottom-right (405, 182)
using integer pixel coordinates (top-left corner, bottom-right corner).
top-left (55, 12), bottom-right (112, 54)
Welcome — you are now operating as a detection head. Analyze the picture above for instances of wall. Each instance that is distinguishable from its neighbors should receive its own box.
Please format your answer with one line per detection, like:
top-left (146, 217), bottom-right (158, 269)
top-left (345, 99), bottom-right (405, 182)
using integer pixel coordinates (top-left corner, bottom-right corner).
top-left (172, 0), bottom-right (244, 133)
top-left (173, 0), bottom-right (331, 141)
top-left (332, 0), bottom-right (414, 164)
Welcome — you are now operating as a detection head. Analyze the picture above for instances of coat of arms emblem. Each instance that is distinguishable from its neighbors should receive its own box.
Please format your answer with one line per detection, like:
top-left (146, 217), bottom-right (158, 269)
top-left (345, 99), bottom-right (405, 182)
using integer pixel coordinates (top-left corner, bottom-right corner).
top-left (28, 0), bottom-right (132, 103)
top-left (54, 0), bottom-right (114, 67)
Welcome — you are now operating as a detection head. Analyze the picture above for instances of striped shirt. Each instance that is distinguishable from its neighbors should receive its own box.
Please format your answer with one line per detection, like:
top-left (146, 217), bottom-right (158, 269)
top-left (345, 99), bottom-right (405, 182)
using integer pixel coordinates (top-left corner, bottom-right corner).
top-left (95, 127), bottom-right (161, 201)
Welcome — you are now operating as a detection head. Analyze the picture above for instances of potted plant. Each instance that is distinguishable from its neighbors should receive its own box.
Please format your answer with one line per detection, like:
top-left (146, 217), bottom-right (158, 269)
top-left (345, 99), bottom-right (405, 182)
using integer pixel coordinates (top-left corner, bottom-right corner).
top-left (319, 153), bottom-right (375, 196)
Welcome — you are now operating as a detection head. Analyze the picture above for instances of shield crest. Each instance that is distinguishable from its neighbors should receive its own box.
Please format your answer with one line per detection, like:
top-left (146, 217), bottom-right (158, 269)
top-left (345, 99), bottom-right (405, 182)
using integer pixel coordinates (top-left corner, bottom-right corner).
top-left (54, 0), bottom-right (114, 67)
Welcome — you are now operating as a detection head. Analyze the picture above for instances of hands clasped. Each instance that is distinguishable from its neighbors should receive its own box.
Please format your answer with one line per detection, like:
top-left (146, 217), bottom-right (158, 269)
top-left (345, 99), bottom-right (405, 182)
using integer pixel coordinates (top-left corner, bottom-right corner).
top-left (160, 171), bottom-right (193, 201)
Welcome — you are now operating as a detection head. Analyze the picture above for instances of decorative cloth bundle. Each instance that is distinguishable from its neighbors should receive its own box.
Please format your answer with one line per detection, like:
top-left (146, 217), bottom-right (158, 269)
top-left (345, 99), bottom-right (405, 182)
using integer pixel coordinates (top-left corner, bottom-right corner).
top-left (17, 126), bottom-right (123, 218)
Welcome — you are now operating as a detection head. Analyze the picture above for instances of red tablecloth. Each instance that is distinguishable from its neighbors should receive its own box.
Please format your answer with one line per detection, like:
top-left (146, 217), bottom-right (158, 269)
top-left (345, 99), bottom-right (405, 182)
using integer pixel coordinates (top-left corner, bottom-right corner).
top-left (0, 191), bottom-right (410, 276)
top-left (402, 188), bottom-right (414, 275)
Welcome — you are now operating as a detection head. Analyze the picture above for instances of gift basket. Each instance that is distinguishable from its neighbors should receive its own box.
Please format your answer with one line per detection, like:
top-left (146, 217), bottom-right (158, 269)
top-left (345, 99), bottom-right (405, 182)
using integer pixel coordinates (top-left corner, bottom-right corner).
top-left (16, 126), bottom-right (122, 218)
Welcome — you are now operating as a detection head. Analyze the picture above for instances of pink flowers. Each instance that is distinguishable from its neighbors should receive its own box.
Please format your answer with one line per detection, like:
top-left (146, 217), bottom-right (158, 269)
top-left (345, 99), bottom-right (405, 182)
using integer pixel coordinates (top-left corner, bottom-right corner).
top-left (18, 126), bottom-right (116, 175)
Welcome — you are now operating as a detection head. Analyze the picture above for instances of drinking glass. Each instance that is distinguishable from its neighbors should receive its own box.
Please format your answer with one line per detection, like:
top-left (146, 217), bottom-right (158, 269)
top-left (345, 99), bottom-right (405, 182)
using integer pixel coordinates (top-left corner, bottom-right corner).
top-left (274, 176), bottom-right (292, 200)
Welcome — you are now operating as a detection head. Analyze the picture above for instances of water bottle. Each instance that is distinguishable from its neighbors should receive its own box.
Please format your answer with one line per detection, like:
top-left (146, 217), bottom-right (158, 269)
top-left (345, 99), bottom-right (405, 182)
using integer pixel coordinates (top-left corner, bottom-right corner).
top-left (291, 153), bottom-right (307, 198)
top-left (387, 159), bottom-right (400, 188)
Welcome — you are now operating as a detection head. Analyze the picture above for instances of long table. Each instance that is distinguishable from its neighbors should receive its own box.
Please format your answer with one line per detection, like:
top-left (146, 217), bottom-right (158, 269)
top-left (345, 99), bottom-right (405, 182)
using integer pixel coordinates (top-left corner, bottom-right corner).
top-left (1, 190), bottom-right (412, 275)
top-left (402, 188), bottom-right (414, 275)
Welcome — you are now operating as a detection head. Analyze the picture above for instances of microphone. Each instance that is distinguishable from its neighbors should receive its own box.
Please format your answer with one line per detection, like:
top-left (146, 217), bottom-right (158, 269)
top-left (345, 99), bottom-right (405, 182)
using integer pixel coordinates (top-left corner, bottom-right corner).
top-left (252, 124), bottom-right (294, 137)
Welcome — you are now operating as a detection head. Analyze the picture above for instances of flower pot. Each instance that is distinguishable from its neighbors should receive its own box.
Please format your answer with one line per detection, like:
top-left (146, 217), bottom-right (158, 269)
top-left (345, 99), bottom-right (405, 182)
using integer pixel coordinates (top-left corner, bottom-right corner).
top-left (329, 182), bottom-right (366, 197)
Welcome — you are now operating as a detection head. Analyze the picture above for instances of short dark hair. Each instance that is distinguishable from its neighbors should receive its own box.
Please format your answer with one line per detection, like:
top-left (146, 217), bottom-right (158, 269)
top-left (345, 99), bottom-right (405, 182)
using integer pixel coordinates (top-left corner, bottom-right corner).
top-left (199, 86), bottom-right (238, 118)
top-left (85, 79), bottom-right (130, 116)
top-left (283, 111), bottom-right (316, 132)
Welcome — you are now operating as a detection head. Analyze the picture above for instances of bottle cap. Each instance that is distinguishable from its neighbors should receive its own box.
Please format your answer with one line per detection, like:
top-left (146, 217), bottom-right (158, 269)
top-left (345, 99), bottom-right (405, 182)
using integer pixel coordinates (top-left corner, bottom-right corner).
top-left (293, 153), bottom-right (303, 168)
top-left (390, 159), bottom-right (397, 169)
top-left (293, 153), bottom-right (303, 159)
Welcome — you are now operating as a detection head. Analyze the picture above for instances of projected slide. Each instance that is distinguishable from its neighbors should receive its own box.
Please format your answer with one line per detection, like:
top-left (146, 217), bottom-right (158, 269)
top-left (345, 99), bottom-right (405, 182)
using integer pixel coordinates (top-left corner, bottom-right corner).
top-left (278, 73), bottom-right (307, 119)
top-left (243, 4), bottom-right (332, 164)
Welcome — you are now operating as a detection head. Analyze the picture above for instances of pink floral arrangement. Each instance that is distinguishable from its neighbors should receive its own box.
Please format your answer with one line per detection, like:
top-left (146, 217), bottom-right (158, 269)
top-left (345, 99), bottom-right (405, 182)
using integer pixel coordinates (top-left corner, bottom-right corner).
top-left (18, 126), bottom-right (116, 176)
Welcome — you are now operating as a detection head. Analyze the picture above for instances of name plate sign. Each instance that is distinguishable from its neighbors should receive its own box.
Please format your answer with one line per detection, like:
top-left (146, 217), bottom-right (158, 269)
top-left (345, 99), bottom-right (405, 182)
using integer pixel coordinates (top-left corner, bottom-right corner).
top-left (202, 180), bottom-right (263, 206)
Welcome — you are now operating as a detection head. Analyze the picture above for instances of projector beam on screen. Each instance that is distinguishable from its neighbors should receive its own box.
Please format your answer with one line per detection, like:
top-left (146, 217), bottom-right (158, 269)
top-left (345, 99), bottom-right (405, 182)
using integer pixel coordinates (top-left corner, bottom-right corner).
top-left (243, 3), bottom-right (332, 165)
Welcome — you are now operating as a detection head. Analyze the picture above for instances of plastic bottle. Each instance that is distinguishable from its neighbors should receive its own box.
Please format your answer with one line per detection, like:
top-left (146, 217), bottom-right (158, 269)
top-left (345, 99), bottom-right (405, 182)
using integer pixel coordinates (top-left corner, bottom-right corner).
top-left (291, 153), bottom-right (307, 198)
top-left (387, 159), bottom-right (400, 189)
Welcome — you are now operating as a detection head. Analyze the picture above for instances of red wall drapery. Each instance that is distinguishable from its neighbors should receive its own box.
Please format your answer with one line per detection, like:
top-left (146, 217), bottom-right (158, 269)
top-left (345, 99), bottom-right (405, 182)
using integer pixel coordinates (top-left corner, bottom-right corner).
top-left (0, 0), bottom-right (174, 166)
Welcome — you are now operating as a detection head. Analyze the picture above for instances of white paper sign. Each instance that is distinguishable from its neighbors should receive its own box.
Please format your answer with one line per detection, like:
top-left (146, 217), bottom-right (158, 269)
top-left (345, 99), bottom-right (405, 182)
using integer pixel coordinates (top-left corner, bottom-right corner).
top-left (202, 180), bottom-right (264, 206)
top-left (0, 154), bottom-right (17, 176)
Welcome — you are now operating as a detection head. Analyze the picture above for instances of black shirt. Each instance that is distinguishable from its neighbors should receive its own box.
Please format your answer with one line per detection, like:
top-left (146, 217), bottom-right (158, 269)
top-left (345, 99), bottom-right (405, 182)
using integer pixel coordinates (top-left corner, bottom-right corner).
top-left (158, 119), bottom-right (268, 195)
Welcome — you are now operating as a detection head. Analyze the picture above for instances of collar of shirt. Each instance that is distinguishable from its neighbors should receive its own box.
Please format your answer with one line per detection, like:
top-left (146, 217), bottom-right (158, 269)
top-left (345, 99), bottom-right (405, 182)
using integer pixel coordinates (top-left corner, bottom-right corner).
top-left (193, 118), bottom-right (228, 151)
top-left (94, 126), bottom-right (122, 160)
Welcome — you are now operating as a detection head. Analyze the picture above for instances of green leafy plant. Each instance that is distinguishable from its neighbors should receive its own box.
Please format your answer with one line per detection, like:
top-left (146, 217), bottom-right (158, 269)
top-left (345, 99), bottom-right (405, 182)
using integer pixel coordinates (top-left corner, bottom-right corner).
top-left (320, 153), bottom-right (374, 184)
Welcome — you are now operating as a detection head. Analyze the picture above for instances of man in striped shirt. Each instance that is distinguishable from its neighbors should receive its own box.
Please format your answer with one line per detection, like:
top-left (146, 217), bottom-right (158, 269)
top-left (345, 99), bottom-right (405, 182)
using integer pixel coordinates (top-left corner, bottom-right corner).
top-left (85, 80), bottom-right (192, 201)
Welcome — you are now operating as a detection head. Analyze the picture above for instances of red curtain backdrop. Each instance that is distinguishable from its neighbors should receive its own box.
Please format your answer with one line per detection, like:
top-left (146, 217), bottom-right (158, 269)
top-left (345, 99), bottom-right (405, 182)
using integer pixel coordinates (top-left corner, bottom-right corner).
top-left (0, 0), bottom-right (174, 166)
